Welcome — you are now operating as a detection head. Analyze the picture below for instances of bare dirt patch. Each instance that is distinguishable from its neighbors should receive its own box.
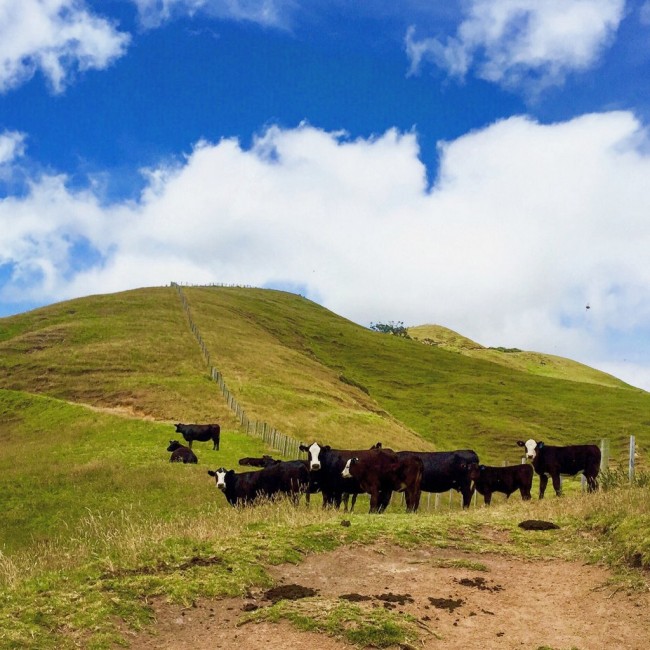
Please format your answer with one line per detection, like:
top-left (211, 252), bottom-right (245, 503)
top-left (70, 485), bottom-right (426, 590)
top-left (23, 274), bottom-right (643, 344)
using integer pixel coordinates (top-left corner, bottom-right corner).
top-left (125, 543), bottom-right (650, 649)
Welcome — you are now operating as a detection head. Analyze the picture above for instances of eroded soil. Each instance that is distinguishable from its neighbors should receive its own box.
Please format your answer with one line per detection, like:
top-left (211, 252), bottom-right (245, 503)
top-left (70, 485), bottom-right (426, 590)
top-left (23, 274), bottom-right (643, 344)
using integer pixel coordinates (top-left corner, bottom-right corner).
top-left (126, 543), bottom-right (650, 649)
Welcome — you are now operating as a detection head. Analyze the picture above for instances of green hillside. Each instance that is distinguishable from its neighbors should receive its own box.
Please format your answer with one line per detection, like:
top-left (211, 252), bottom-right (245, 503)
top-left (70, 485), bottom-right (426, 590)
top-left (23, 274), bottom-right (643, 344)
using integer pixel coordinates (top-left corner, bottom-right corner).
top-left (409, 323), bottom-right (629, 388)
top-left (1, 285), bottom-right (650, 650)
top-left (1, 285), bottom-right (648, 466)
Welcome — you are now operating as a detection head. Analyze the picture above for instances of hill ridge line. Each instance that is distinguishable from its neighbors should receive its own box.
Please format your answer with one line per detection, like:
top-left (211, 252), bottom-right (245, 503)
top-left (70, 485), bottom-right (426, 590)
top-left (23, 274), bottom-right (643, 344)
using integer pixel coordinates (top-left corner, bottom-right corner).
top-left (172, 282), bottom-right (304, 459)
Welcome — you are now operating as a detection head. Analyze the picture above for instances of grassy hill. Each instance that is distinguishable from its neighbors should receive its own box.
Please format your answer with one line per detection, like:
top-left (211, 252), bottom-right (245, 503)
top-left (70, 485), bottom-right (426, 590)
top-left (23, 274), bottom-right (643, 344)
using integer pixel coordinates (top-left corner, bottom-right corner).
top-left (409, 323), bottom-right (629, 388)
top-left (1, 285), bottom-right (649, 465)
top-left (1, 285), bottom-right (650, 649)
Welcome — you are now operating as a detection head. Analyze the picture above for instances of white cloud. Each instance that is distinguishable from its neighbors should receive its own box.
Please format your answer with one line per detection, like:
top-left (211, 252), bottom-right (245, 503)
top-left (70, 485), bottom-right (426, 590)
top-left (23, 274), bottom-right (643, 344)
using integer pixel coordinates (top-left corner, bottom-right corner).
top-left (0, 130), bottom-right (26, 165)
top-left (131, 0), bottom-right (296, 29)
top-left (2, 114), bottom-right (650, 389)
top-left (406, 0), bottom-right (626, 93)
top-left (0, 0), bottom-right (130, 93)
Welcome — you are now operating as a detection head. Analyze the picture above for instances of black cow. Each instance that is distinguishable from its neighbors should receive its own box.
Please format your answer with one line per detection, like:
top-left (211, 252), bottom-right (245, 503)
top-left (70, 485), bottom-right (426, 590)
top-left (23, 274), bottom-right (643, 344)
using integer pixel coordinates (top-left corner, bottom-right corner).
top-left (342, 448), bottom-right (423, 513)
top-left (207, 460), bottom-right (311, 506)
top-left (517, 439), bottom-right (601, 498)
top-left (238, 455), bottom-right (279, 467)
top-left (468, 463), bottom-right (533, 505)
top-left (299, 442), bottom-right (379, 510)
top-left (167, 440), bottom-right (198, 464)
top-left (396, 450), bottom-right (478, 508)
top-left (175, 422), bottom-right (220, 450)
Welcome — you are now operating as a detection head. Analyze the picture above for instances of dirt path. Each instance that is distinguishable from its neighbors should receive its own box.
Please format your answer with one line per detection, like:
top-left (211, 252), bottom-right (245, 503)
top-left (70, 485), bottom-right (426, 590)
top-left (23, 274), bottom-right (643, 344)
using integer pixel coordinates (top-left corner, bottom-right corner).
top-left (126, 543), bottom-right (649, 649)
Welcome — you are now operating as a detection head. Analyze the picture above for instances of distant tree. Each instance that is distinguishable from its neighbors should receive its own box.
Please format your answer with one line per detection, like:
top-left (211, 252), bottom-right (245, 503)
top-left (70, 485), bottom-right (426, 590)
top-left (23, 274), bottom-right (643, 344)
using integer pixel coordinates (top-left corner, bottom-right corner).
top-left (369, 321), bottom-right (411, 338)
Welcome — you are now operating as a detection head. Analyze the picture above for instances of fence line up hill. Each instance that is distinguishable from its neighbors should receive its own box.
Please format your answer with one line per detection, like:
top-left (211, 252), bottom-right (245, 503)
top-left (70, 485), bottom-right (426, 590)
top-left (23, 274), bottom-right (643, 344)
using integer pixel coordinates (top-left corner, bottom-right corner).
top-left (172, 282), bottom-right (303, 459)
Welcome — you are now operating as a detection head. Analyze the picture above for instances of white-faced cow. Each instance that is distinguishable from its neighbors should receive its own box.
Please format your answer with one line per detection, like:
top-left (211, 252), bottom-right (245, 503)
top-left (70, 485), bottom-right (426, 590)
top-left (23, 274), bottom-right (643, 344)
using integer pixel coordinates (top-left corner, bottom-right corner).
top-left (396, 450), bottom-right (478, 508)
top-left (208, 460), bottom-right (310, 506)
top-left (468, 463), bottom-right (533, 505)
top-left (175, 423), bottom-right (221, 450)
top-left (167, 440), bottom-right (198, 464)
top-left (517, 439), bottom-right (601, 498)
top-left (299, 442), bottom-right (382, 510)
top-left (342, 448), bottom-right (423, 513)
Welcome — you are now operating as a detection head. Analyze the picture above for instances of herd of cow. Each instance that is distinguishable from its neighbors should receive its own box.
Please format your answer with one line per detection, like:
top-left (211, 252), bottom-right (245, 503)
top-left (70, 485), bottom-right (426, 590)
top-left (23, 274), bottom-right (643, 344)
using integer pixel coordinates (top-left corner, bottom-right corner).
top-left (168, 422), bottom-right (602, 513)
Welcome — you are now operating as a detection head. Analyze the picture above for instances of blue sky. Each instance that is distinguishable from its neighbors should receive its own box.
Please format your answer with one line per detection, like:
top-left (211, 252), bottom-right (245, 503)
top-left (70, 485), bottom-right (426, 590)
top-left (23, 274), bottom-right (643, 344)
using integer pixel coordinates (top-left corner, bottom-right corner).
top-left (1, 1), bottom-right (650, 391)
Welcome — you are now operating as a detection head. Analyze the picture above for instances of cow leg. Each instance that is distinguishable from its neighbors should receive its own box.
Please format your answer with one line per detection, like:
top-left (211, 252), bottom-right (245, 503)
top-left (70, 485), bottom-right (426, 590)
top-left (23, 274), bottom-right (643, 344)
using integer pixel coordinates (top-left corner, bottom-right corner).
top-left (378, 490), bottom-right (392, 513)
top-left (551, 473), bottom-right (562, 496)
top-left (406, 488), bottom-right (421, 513)
top-left (538, 473), bottom-right (549, 499)
top-left (188, 439), bottom-right (193, 449)
top-left (520, 486), bottom-right (531, 501)
top-left (586, 473), bottom-right (598, 492)
top-left (484, 490), bottom-right (492, 506)
top-left (369, 490), bottom-right (381, 514)
top-left (460, 486), bottom-right (473, 509)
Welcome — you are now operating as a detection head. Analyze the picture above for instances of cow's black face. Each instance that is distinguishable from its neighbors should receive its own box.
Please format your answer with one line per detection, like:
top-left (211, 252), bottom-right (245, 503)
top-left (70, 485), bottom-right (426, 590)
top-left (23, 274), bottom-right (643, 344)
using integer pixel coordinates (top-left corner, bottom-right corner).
top-left (467, 463), bottom-right (482, 481)
top-left (167, 440), bottom-right (181, 452)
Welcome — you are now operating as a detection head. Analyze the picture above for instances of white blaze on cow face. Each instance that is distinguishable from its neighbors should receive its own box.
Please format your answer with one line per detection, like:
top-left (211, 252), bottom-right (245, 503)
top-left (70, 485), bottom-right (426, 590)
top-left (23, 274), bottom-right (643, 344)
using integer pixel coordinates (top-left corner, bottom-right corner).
top-left (523, 439), bottom-right (538, 459)
top-left (307, 442), bottom-right (322, 471)
top-left (215, 469), bottom-right (228, 490)
top-left (342, 458), bottom-right (353, 478)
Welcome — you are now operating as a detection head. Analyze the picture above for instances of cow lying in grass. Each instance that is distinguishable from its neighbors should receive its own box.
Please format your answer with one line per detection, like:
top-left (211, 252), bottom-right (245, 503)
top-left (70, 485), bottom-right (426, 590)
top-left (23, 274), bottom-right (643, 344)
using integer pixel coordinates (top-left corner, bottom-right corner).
top-left (167, 440), bottom-right (198, 464)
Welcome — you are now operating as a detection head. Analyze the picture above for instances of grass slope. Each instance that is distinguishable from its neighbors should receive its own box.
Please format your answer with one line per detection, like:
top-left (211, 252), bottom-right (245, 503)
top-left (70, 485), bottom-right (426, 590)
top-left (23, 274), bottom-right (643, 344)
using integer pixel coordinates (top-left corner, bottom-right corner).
top-left (1, 287), bottom-right (650, 649)
top-left (1, 285), bottom-right (649, 466)
top-left (409, 323), bottom-right (629, 388)
top-left (0, 388), bottom-right (270, 555)
top-left (182, 286), bottom-right (650, 465)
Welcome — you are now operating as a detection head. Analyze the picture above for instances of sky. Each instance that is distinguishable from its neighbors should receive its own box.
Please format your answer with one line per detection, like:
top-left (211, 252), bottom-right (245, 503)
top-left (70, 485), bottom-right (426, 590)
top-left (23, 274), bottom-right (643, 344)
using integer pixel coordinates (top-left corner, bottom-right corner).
top-left (1, 1), bottom-right (650, 391)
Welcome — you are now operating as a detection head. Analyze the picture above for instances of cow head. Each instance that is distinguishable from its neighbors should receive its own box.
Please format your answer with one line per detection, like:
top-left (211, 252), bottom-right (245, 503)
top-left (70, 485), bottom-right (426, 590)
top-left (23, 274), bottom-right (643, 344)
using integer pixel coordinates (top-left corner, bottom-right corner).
top-left (299, 442), bottom-right (330, 471)
top-left (167, 440), bottom-right (182, 452)
top-left (517, 439), bottom-right (543, 459)
top-left (467, 463), bottom-right (484, 482)
top-left (207, 467), bottom-right (232, 490)
top-left (341, 457), bottom-right (359, 479)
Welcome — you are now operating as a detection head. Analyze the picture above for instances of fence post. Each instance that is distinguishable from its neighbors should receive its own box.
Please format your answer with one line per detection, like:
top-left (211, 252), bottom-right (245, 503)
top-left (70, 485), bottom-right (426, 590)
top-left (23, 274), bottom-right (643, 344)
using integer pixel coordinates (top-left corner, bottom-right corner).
top-left (629, 435), bottom-right (636, 484)
top-left (600, 439), bottom-right (609, 471)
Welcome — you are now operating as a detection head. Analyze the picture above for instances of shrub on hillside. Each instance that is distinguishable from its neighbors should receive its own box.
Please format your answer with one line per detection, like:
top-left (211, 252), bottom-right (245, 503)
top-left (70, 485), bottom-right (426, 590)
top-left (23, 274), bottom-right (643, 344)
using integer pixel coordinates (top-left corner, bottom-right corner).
top-left (369, 321), bottom-right (410, 338)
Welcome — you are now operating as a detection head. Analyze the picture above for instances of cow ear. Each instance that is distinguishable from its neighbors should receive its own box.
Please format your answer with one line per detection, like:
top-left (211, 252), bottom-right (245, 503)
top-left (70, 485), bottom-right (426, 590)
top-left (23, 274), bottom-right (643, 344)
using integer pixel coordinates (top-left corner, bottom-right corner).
top-left (323, 445), bottom-right (331, 452)
top-left (516, 440), bottom-right (525, 447)
top-left (480, 465), bottom-right (486, 470)
top-left (208, 470), bottom-right (216, 477)
top-left (299, 444), bottom-right (308, 452)
top-left (538, 441), bottom-right (544, 449)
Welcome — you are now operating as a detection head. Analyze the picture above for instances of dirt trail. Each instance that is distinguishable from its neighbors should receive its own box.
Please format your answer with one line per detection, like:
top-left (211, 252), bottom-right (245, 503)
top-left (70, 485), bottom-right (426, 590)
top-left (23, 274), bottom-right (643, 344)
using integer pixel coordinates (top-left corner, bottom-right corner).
top-left (126, 543), bottom-right (649, 650)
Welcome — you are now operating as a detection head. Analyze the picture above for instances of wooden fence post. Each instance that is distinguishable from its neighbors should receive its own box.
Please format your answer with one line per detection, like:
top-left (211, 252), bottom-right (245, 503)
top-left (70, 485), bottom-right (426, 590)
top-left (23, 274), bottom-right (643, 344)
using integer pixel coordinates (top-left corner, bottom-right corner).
top-left (600, 439), bottom-right (609, 471)
top-left (629, 435), bottom-right (636, 484)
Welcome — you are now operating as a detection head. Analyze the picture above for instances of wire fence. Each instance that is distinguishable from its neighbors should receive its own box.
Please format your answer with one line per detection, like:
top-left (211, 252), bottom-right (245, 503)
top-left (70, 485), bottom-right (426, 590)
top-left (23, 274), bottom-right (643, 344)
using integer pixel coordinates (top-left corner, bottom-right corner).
top-left (173, 282), bottom-right (303, 459)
